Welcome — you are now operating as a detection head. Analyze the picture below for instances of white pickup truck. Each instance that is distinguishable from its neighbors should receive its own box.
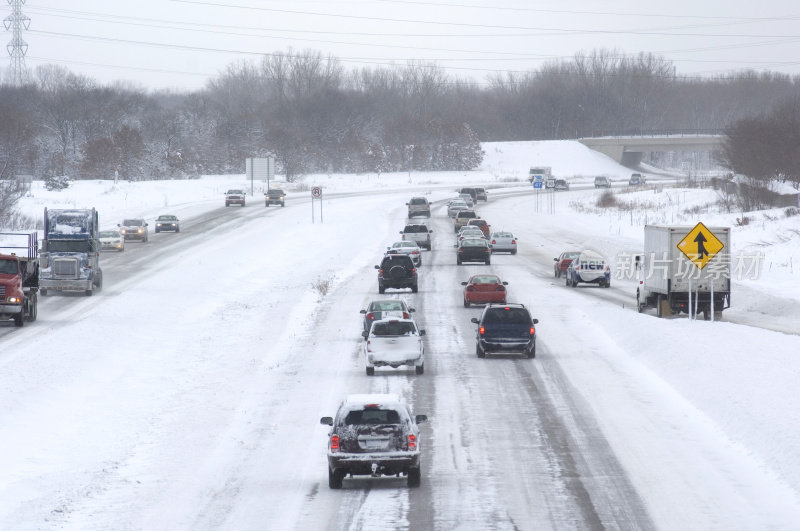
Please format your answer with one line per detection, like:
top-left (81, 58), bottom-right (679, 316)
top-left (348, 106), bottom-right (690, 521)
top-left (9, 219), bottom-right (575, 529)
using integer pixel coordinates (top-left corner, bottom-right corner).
top-left (362, 318), bottom-right (425, 376)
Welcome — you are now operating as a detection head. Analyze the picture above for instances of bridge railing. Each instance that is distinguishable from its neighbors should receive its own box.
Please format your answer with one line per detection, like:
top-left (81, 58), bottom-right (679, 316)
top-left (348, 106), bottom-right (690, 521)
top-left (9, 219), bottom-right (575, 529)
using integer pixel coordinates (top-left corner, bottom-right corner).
top-left (587, 128), bottom-right (725, 138)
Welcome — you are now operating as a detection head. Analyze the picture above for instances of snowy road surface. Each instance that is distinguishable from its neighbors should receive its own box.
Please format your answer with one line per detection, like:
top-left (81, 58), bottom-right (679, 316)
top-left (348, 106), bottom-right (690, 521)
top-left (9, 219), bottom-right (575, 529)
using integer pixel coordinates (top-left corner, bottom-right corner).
top-left (2, 182), bottom-right (800, 530)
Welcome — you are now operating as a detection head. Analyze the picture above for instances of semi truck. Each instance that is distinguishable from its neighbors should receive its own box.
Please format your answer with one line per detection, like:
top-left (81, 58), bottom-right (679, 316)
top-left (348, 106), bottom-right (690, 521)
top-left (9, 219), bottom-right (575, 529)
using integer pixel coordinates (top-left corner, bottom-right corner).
top-left (636, 224), bottom-right (731, 319)
top-left (39, 208), bottom-right (103, 296)
top-left (0, 233), bottom-right (39, 326)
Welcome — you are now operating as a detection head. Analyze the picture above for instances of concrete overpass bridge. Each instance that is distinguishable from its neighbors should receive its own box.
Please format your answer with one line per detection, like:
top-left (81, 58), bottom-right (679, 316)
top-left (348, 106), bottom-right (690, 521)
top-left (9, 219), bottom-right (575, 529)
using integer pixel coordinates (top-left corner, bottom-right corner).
top-left (578, 130), bottom-right (724, 167)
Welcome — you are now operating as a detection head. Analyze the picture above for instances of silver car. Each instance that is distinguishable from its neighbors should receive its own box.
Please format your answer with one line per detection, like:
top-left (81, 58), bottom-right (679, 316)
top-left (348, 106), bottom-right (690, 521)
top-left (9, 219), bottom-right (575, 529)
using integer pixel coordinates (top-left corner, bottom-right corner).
top-left (457, 227), bottom-right (485, 243)
top-left (489, 231), bottom-right (517, 254)
top-left (447, 199), bottom-right (469, 218)
top-left (98, 229), bottom-right (125, 252)
top-left (388, 241), bottom-right (423, 266)
top-left (458, 194), bottom-right (474, 208)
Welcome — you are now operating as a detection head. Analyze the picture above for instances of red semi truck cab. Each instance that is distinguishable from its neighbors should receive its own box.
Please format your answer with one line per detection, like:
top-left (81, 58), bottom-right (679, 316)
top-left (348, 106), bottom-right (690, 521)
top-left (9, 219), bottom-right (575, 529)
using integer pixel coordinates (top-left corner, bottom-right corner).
top-left (0, 233), bottom-right (39, 327)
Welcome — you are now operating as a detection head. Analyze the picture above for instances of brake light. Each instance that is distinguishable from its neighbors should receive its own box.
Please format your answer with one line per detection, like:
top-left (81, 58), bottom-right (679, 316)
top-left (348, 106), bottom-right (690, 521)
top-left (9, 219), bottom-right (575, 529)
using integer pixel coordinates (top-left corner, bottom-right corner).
top-left (479, 326), bottom-right (485, 335)
top-left (496, 285), bottom-right (505, 291)
top-left (457, 248), bottom-right (463, 253)
top-left (530, 327), bottom-right (536, 335)
top-left (366, 340), bottom-right (372, 352)
top-left (402, 311), bottom-right (409, 318)
top-left (465, 285), bottom-right (475, 291)
top-left (330, 435), bottom-right (340, 452)
top-left (366, 312), bottom-right (375, 320)
top-left (491, 239), bottom-right (496, 244)
top-left (511, 239), bottom-right (516, 244)
top-left (408, 434), bottom-right (417, 450)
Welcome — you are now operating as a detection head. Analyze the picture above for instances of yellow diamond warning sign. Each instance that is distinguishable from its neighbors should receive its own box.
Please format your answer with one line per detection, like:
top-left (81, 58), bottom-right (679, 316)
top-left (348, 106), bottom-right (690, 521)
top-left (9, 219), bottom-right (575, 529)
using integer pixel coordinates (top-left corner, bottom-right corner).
top-left (677, 222), bottom-right (725, 269)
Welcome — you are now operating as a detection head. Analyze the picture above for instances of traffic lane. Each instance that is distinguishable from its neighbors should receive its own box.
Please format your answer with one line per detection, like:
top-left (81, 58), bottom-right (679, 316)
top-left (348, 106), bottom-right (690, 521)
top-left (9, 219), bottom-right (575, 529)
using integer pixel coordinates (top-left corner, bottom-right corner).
top-left (412, 209), bottom-right (654, 529)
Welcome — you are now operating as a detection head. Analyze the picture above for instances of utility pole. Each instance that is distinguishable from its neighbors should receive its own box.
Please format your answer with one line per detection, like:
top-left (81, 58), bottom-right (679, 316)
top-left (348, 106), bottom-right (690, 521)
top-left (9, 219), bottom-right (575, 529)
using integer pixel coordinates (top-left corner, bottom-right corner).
top-left (4, 0), bottom-right (30, 86)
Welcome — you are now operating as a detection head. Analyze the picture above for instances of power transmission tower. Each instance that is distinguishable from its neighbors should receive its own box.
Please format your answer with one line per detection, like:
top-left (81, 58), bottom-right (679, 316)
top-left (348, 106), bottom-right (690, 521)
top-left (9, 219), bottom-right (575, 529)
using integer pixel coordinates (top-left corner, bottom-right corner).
top-left (4, 0), bottom-right (30, 86)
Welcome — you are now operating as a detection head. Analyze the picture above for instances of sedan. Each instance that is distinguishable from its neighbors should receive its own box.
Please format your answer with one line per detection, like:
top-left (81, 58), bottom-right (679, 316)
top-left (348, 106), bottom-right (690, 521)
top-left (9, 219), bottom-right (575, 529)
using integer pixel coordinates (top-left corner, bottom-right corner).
top-left (489, 232), bottom-right (517, 254)
top-left (98, 229), bottom-right (124, 251)
top-left (462, 274), bottom-right (508, 307)
top-left (447, 199), bottom-right (469, 218)
top-left (458, 193), bottom-right (475, 208)
top-left (155, 214), bottom-right (180, 233)
top-left (553, 250), bottom-right (581, 278)
top-left (360, 299), bottom-right (416, 334)
top-left (388, 241), bottom-right (423, 266)
top-left (457, 228), bottom-right (485, 243)
top-left (457, 238), bottom-right (491, 265)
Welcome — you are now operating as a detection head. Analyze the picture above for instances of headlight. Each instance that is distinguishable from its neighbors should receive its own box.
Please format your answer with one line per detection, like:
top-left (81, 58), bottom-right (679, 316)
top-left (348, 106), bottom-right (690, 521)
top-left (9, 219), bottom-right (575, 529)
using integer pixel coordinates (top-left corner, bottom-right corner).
top-left (8, 297), bottom-right (21, 303)
top-left (137, 228), bottom-right (144, 233)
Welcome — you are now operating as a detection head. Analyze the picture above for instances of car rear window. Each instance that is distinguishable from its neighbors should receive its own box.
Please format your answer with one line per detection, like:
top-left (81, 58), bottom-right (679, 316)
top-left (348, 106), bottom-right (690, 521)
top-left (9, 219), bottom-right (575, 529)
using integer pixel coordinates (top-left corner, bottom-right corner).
top-left (409, 198), bottom-right (427, 205)
top-left (458, 211), bottom-right (476, 218)
top-left (461, 240), bottom-right (486, 247)
top-left (344, 409), bottom-right (401, 425)
top-left (404, 225), bottom-right (427, 233)
top-left (372, 321), bottom-right (416, 336)
top-left (484, 308), bottom-right (531, 324)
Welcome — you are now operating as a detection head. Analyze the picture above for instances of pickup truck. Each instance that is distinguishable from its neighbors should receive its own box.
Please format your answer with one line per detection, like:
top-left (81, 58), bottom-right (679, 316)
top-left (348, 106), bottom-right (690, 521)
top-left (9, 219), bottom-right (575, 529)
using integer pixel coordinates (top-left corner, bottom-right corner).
top-left (471, 303), bottom-right (538, 359)
top-left (362, 318), bottom-right (425, 375)
top-left (399, 223), bottom-right (432, 250)
top-left (265, 188), bottom-right (286, 207)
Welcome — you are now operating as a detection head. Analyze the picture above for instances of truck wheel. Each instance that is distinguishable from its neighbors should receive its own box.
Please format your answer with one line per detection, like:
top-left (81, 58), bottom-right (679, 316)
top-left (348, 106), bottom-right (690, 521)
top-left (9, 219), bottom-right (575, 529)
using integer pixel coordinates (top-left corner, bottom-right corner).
top-left (13, 312), bottom-right (23, 327)
top-left (26, 294), bottom-right (37, 322)
top-left (407, 468), bottom-right (421, 488)
top-left (636, 292), bottom-right (644, 313)
top-left (526, 346), bottom-right (536, 359)
top-left (265, 202), bottom-right (269, 207)
top-left (85, 289), bottom-right (93, 297)
top-left (366, 367), bottom-right (375, 376)
top-left (411, 284), bottom-right (418, 293)
top-left (476, 344), bottom-right (485, 358)
top-left (378, 284), bottom-right (385, 294)
top-left (463, 298), bottom-right (470, 307)
top-left (415, 364), bottom-right (424, 375)
top-left (281, 202), bottom-right (284, 207)
top-left (329, 468), bottom-right (345, 489)
top-left (604, 280), bottom-right (611, 288)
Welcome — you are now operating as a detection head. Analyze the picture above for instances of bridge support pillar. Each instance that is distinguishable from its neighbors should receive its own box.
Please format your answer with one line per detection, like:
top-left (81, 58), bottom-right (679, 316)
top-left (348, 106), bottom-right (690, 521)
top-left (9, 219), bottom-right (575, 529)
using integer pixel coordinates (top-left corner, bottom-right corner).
top-left (621, 152), bottom-right (643, 167)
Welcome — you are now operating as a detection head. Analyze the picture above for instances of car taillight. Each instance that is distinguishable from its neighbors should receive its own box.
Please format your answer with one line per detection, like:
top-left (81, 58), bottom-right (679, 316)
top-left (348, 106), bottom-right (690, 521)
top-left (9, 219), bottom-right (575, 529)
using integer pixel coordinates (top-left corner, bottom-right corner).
top-left (457, 248), bottom-right (463, 253)
top-left (511, 239), bottom-right (516, 244)
top-left (485, 248), bottom-right (490, 253)
top-left (479, 326), bottom-right (485, 335)
top-left (605, 265), bottom-right (610, 272)
top-left (465, 285), bottom-right (475, 291)
top-left (412, 250), bottom-right (419, 254)
top-left (491, 239), bottom-right (496, 244)
top-left (496, 285), bottom-right (505, 291)
top-left (366, 340), bottom-right (372, 352)
top-left (402, 311), bottom-right (409, 318)
top-left (330, 435), bottom-right (340, 452)
top-left (530, 327), bottom-right (536, 335)
top-left (366, 312), bottom-right (375, 320)
top-left (408, 434), bottom-right (417, 450)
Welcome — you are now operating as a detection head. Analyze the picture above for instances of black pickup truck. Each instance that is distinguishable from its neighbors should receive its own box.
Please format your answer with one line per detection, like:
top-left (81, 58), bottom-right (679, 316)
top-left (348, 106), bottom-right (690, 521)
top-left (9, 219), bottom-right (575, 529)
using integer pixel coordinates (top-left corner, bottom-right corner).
top-left (471, 303), bottom-right (539, 358)
top-left (265, 189), bottom-right (286, 207)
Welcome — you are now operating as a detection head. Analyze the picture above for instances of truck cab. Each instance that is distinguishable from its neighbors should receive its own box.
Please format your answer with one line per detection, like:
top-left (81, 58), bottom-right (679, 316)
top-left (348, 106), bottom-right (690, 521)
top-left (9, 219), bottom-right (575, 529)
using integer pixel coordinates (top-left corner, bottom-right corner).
top-left (39, 208), bottom-right (103, 297)
top-left (0, 233), bottom-right (39, 326)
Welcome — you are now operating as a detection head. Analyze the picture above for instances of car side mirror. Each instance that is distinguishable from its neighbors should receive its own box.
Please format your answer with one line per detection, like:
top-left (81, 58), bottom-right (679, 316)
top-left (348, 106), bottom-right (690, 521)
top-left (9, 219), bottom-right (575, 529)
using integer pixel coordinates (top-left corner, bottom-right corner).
top-left (374, 265), bottom-right (380, 269)
top-left (553, 257), bottom-right (558, 261)
top-left (532, 318), bottom-right (539, 324)
top-left (461, 281), bottom-right (468, 285)
top-left (362, 331), bottom-right (369, 339)
top-left (409, 308), bottom-right (416, 312)
top-left (320, 416), bottom-right (333, 426)
top-left (453, 244), bottom-right (457, 248)
top-left (415, 414), bottom-right (428, 424)
top-left (360, 309), bottom-right (366, 314)
top-left (502, 281), bottom-right (508, 285)
top-left (428, 230), bottom-right (433, 233)
top-left (116, 223), bottom-right (120, 227)
top-left (399, 231), bottom-right (403, 234)
top-left (419, 329), bottom-right (426, 336)
top-left (470, 317), bottom-right (479, 324)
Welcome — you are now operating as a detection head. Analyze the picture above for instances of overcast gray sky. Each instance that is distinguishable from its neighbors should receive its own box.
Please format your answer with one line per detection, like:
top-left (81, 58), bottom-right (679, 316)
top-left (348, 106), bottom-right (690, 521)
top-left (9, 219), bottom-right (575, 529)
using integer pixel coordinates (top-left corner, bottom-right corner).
top-left (7, 0), bottom-right (800, 91)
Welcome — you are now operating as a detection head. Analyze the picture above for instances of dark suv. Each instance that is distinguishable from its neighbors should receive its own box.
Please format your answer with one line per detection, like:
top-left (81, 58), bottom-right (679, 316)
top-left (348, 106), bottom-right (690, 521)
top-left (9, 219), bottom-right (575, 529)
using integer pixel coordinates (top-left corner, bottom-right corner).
top-left (470, 303), bottom-right (539, 358)
top-left (320, 393), bottom-right (428, 489)
top-left (376, 254), bottom-right (418, 293)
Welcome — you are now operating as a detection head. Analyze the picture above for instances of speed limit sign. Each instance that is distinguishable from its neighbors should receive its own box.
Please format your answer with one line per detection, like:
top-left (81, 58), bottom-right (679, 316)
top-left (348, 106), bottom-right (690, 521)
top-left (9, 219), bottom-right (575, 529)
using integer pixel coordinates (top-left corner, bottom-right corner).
top-left (311, 186), bottom-right (322, 198)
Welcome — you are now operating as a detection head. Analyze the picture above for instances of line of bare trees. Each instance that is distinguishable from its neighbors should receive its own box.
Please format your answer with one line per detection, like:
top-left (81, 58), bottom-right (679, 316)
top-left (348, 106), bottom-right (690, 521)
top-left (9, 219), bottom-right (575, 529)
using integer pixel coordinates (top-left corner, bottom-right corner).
top-left (1, 48), bottom-right (799, 187)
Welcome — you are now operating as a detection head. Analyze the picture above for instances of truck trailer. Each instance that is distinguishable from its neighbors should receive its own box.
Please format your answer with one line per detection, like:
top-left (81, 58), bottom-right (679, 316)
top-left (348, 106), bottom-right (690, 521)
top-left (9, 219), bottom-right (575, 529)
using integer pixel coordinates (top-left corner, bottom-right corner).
top-left (636, 224), bottom-right (731, 319)
top-left (0, 233), bottom-right (39, 326)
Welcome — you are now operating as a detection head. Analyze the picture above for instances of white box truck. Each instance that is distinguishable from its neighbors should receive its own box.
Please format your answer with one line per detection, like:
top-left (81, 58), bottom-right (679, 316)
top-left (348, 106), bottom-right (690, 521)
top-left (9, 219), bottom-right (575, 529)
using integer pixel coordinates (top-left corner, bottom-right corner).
top-left (636, 224), bottom-right (730, 319)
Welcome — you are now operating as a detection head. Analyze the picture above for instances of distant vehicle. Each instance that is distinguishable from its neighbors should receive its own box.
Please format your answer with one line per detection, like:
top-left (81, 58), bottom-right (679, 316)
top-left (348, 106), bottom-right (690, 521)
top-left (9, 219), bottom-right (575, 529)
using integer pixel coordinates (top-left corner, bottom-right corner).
top-left (594, 176), bottom-right (611, 188)
top-left (320, 393), bottom-right (428, 489)
top-left (466, 218), bottom-right (491, 237)
top-left (40, 208), bottom-right (103, 296)
top-left (458, 187), bottom-right (478, 202)
top-left (453, 210), bottom-right (478, 233)
top-left (565, 249), bottom-right (611, 288)
top-left (154, 214), bottom-right (179, 233)
top-left (457, 227), bottom-right (485, 243)
top-left (118, 218), bottom-right (149, 242)
top-left (553, 250), bottom-right (580, 278)
top-left (225, 189), bottom-right (246, 207)
top-left (462, 274), bottom-right (508, 307)
top-left (388, 241), bottom-right (422, 266)
top-left (98, 230), bottom-right (125, 251)
top-left (628, 173), bottom-right (644, 186)
top-left (528, 167), bottom-right (552, 182)
top-left (362, 318), bottom-right (426, 375)
top-left (399, 223), bottom-right (432, 251)
top-left (470, 303), bottom-right (538, 359)
top-left (457, 238), bottom-right (491, 265)
top-left (636, 224), bottom-right (731, 319)
top-left (447, 199), bottom-right (469, 218)
top-left (375, 253), bottom-right (418, 293)
top-left (0, 233), bottom-right (39, 326)
top-left (265, 188), bottom-right (286, 207)
top-left (489, 231), bottom-right (517, 254)
top-left (554, 179), bottom-right (570, 191)
top-left (474, 187), bottom-right (488, 201)
top-left (406, 197), bottom-right (430, 218)
top-left (457, 193), bottom-right (475, 208)
top-left (360, 299), bottom-right (415, 334)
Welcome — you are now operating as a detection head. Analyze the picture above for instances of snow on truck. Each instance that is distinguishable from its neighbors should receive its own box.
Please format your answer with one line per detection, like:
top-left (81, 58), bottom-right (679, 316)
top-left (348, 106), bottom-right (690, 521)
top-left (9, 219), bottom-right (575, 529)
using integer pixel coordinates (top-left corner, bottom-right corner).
top-left (0, 233), bottom-right (39, 326)
top-left (636, 224), bottom-right (731, 319)
top-left (39, 208), bottom-right (103, 296)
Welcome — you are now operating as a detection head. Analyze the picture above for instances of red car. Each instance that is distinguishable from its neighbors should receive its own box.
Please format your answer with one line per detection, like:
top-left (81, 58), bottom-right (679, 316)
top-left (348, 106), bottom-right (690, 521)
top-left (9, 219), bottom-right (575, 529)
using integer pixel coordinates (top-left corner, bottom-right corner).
top-left (461, 274), bottom-right (508, 307)
top-left (553, 251), bottom-right (580, 278)
top-left (466, 218), bottom-right (491, 237)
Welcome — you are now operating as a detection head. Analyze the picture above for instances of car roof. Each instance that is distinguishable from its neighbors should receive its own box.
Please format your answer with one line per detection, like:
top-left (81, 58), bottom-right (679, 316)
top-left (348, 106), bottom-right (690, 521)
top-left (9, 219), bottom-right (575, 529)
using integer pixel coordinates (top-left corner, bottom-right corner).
top-left (342, 393), bottom-right (406, 409)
